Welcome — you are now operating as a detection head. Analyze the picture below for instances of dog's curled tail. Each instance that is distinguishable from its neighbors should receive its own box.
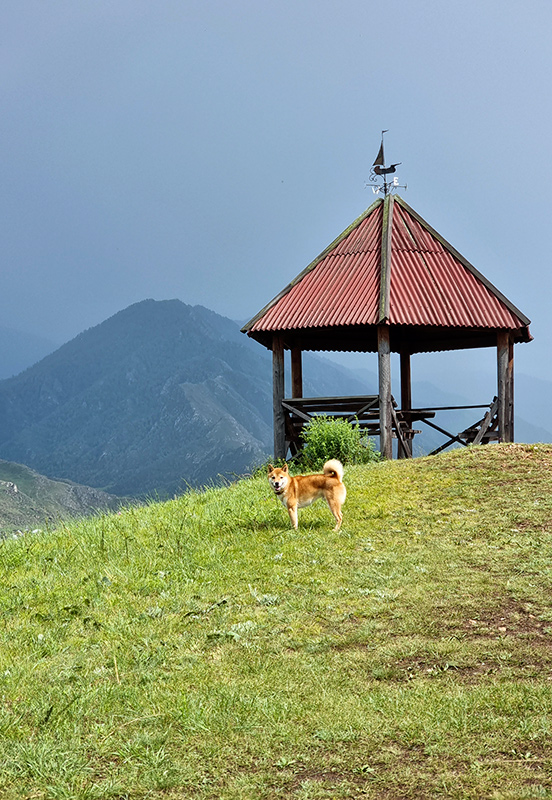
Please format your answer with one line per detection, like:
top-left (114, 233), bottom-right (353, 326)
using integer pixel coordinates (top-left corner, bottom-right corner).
top-left (323, 459), bottom-right (344, 481)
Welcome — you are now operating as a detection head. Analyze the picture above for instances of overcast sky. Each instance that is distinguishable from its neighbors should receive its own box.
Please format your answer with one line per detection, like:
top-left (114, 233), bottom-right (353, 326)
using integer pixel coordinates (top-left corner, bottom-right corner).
top-left (1, 0), bottom-right (550, 383)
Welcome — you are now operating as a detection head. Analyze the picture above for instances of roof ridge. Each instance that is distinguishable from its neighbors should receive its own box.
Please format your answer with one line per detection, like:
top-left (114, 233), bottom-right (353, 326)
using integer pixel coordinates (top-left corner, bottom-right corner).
top-left (378, 194), bottom-right (394, 323)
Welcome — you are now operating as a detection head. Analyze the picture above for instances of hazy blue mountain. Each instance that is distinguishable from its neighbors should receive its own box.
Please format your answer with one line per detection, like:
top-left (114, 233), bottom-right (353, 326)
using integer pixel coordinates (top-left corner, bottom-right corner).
top-left (505, 373), bottom-right (552, 443)
top-left (0, 300), bottom-right (366, 497)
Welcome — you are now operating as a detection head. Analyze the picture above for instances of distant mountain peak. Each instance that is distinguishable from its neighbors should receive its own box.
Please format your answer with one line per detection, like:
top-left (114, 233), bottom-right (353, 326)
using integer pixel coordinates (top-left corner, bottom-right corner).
top-left (0, 300), bottom-right (369, 497)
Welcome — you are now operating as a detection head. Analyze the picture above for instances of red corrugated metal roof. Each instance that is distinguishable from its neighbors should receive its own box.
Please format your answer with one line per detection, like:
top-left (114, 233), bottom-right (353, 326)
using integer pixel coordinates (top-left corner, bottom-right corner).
top-left (243, 195), bottom-right (531, 348)
top-left (388, 202), bottom-right (526, 329)
top-left (248, 202), bottom-right (383, 332)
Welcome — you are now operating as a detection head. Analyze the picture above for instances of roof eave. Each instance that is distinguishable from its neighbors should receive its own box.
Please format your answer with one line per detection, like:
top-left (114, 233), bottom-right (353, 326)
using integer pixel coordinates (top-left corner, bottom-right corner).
top-left (243, 320), bottom-right (533, 354)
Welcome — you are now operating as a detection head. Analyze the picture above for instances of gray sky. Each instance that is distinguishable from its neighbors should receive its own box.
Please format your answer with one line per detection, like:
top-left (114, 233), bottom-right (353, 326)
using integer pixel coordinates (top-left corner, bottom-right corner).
top-left (1, 0), bottom-right (550, 382)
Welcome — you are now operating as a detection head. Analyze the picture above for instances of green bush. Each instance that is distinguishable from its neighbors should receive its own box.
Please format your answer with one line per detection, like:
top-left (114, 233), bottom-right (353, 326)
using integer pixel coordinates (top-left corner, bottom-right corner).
top-left (298, 416), bottom-right (380, 470)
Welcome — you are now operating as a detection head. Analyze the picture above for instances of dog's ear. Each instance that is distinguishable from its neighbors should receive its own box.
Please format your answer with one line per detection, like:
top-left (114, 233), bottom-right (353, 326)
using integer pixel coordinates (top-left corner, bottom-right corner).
top-left (282, 463), bottom-right (289, 473)
top-left (267, 464), bottom-right (274, 472)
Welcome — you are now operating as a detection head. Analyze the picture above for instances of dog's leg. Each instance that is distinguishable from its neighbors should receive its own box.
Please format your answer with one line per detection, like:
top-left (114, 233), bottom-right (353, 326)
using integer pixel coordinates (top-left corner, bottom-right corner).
top-left (288, 506), bottom-right (299, 530)
top-left (326, 498), bottom-right (343, 531)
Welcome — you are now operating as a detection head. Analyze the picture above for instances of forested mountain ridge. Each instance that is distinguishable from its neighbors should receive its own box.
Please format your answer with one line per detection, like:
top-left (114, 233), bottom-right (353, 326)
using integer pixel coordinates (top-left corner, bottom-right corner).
top-left (0, 300), bottom-right (366, 497)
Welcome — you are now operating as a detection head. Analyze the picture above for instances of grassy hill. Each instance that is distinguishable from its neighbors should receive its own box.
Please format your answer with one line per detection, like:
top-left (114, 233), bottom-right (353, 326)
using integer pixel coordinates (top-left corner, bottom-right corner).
top-left (1, 443), bottom-right (552, 799)
top-left (0, 458), bottom-right (122, 535)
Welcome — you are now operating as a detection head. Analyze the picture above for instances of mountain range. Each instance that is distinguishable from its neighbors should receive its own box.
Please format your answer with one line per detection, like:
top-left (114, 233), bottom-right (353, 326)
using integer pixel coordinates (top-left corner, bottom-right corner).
top-left (0, 300), bottom-right (366, 497)
top-left (0, 298), bottom-right (549, 500)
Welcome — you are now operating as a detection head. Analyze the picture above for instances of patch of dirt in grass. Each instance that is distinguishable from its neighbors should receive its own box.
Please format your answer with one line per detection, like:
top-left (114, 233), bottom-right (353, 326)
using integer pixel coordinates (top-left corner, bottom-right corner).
top-left (460, 599), bottom-right (552, 643)
top-left (291, 767), bottom-right (344, 785)
top-left (271, 761), bottom-right (369, 798)
top-left (286, 744), bottom-right (472, 799)
top-left (207, 744), bottom-right (551, 800)
top-left (385, 600), bottom-right (552, 684)
top-left (514, 518), bottom-right (552, 534)
top-left (305, 599), bottom-right (552, 685)
top-left (275, 741), bottom-right (551, 800)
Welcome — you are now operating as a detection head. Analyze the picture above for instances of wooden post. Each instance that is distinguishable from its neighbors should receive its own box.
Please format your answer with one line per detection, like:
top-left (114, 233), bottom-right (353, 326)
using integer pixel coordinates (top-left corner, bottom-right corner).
top-left (399, 351), bottom-right (412, 458)
top-left (291, 346), bottom-right (303, 398)
top-left (508, 337), bottom-right (514, 441)
top-left (378, 325), bottom-right (393, 459)
top-left (272, 335), bottom-right (286, 459)
top-left (497, 331), bottom-right (514, 443)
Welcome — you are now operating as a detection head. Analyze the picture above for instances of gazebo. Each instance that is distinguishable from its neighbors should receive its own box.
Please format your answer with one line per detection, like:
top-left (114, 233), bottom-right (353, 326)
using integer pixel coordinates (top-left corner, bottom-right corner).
top-left (241, 193), bottom-right (532, 460)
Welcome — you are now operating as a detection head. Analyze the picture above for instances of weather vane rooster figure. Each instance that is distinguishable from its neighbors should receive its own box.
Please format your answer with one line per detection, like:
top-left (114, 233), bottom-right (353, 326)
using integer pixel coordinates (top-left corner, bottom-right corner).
top-left (368, 130), bottom-right (406, 195)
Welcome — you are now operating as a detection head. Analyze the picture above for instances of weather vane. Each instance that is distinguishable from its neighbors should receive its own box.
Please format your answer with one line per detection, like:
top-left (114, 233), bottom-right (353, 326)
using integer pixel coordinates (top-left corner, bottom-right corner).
top-left (366, 130), bottom-right (406, 196)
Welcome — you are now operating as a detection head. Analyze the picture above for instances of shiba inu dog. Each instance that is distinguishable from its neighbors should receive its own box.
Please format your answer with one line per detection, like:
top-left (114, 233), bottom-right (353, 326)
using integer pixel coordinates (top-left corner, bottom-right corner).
top-left (267, 459), bottom-right (346, 530)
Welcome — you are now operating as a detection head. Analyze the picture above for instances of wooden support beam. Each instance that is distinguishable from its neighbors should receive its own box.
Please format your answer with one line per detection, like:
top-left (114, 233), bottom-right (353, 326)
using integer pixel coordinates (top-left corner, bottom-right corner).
top-left (400, 351), bottom-right (412, 411)
top-left (272, 335), bottom-right (286, 460)
top-left (378, 325), bottom-right (393, 459)
top-left (508, 337), bottom-right (514, 441)
top-left (291, 347), bottom-right (303, 398)
top-left (391, 406), bottom-right (410, 458)
top-left (472, 398), bottom-right (498, 445)
top-left (497, 331), bottom-right (514, 443)
top-left (399, 351), bottom-right (413, 458)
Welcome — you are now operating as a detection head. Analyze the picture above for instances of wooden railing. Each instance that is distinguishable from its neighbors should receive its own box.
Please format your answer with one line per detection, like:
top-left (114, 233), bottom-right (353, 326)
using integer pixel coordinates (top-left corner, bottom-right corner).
top-left (281, 395), bottom-right (434, 458)
top-left (413, 397), bottom-right (499, 455)
top-left (282, 395), bottom-right (499, 458)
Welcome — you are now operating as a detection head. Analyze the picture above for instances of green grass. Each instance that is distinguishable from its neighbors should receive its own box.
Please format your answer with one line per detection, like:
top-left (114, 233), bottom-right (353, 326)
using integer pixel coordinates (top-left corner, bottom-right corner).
top-left (1, 443), bottom-right (552, 799)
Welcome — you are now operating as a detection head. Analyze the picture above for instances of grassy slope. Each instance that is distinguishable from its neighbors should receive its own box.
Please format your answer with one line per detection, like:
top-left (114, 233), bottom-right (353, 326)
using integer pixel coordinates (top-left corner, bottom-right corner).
top-left (0, 460), bottom-right (121, 534)
top-left (1, 443), bottom-right (552, 800)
